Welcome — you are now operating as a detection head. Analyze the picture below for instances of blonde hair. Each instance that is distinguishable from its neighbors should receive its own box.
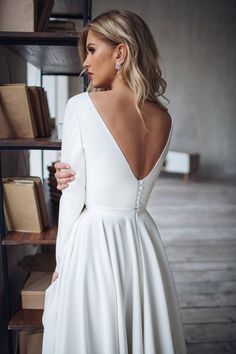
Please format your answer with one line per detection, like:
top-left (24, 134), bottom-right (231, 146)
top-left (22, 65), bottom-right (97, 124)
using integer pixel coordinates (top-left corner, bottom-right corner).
top-left (79, 10), bottom-right (169, 131)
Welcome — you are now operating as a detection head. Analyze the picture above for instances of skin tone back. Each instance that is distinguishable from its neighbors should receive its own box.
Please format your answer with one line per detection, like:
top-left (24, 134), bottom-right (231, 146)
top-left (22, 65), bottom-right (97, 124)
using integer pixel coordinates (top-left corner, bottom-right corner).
top-left (55, 29), bottom-right (172, 190)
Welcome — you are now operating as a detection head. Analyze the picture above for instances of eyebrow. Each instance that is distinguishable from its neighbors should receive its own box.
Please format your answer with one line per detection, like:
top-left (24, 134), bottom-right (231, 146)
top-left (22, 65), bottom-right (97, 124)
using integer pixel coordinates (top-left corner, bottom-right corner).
top-left (86, 43), bottom-right (96, 48)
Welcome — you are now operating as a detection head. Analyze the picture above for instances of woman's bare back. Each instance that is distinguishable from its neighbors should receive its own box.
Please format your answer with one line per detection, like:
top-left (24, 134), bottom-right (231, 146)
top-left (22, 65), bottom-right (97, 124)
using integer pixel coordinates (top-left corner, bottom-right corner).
top-left (88, 90), bottom-right (172, 181)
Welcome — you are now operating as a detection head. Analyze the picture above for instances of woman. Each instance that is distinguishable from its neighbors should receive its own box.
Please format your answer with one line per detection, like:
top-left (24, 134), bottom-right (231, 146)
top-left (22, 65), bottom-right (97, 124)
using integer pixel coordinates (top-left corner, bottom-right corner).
top-left (42, 10), bottom-right (187, 354)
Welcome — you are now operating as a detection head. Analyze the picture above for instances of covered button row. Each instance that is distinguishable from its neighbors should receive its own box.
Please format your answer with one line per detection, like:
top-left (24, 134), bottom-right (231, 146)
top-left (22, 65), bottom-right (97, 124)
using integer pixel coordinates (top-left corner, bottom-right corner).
top-left (136, 181), bottom-right (144, 208)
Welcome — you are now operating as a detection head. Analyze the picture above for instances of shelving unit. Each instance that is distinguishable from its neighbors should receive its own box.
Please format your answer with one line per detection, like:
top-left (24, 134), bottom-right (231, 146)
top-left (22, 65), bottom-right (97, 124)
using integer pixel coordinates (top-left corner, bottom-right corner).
top-left (0, 1), bottom-right (91, 353)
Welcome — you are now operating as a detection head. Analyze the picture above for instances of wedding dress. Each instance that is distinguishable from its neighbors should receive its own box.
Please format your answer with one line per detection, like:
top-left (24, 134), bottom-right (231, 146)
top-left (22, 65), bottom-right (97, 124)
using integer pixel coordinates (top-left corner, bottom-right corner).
top-left (42, 91), bottom-right (187, 354)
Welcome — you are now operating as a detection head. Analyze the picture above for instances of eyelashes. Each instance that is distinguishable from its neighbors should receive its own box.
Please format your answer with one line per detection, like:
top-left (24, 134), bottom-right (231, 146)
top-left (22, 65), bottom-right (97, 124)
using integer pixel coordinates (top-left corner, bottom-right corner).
top-left (86, 47), bottom-right (95, 54)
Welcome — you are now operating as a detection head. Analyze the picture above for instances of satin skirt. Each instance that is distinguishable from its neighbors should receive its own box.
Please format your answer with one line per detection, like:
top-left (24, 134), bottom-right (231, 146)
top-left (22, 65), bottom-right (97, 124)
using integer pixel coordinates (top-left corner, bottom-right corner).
top-left (42, 205), bottom-right (187, 354)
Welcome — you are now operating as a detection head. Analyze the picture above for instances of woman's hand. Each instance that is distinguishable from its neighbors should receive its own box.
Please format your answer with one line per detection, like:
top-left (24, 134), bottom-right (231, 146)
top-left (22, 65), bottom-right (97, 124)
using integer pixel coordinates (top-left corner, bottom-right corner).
top-left (54, 162), bottom-right (76, 190)
top-left (51, 271), bottom-right (59, 284)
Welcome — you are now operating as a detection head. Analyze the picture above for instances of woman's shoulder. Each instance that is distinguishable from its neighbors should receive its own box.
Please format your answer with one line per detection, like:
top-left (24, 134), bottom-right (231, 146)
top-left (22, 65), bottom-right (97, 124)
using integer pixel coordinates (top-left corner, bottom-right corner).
top-left (64, 92), bottom-right (90, 128)
top-left (68, 91), bottom-right (88, 108)
top-left (67, 91), bottom-right (113, 113)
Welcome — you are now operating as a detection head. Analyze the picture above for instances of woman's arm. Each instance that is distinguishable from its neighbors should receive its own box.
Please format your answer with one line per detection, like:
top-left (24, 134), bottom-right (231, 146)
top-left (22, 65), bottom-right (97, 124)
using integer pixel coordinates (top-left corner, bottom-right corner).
top-left (54, 99), bottom-right (86, 278)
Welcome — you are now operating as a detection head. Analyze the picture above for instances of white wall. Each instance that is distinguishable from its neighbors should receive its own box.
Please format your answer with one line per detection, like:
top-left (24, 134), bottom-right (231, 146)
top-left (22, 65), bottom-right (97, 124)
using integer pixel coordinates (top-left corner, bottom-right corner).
top-left (88, 0), bottom-right (236, 178)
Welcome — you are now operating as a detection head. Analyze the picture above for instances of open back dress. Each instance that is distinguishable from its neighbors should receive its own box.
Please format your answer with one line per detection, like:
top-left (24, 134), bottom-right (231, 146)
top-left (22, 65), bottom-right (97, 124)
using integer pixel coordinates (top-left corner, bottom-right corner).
top-left (42, 92), bottom-right (187, 354)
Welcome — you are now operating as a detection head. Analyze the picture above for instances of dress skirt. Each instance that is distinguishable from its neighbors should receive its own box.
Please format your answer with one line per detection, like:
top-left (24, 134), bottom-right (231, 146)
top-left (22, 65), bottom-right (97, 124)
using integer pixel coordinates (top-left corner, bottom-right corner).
top-left (42, 205), bottom-right (186, 354)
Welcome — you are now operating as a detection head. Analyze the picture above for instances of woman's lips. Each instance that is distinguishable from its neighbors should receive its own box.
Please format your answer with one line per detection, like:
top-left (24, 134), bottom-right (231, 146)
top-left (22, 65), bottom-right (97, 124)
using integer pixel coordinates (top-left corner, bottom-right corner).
top-left (88, 73), bottom-right (93, 80)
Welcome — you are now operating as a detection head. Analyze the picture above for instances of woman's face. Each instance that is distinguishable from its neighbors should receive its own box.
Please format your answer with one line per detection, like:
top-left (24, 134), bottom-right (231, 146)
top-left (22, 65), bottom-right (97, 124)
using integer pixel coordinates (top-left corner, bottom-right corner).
top-left (83, 30), bottom-right (118, 88)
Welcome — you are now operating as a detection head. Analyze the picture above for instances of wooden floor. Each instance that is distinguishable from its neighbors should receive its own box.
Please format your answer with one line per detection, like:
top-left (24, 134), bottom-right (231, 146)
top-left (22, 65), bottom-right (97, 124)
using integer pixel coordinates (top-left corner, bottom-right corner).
top-left (148, 175), bottom-right (236, 354)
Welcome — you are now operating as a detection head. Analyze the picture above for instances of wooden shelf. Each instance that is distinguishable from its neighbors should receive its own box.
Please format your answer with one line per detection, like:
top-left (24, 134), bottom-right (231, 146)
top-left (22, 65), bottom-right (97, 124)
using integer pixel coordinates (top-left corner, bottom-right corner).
top-left (0, 31), bottom-right (82, 75)
top-left (8, 309), bottom-right (43, 330)
top-left (0, 31), bottom-right (80, 45)
top-left (2, 224), bottom-right (57, 246)
top-left (0, 129), bottom-right (61, 150)
top-left (2, 179), bottom-right (59, 246)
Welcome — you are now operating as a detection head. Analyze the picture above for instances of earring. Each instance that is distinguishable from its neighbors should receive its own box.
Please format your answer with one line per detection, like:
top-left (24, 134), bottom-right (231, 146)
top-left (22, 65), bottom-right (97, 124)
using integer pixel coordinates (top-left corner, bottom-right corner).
top-left (115, 63), bottom-right (122, 70)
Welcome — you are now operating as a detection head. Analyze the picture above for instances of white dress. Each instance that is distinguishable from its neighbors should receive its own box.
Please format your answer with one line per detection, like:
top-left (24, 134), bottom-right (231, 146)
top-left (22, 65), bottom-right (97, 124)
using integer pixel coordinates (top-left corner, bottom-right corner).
top-left (42, 92), bottom-right (187, 354)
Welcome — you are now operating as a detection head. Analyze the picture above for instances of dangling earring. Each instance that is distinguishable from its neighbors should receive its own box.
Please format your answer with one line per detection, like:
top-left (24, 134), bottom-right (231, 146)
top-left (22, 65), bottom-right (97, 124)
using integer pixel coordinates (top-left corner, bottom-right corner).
top-left (115, 63), bottom-right (122, 70)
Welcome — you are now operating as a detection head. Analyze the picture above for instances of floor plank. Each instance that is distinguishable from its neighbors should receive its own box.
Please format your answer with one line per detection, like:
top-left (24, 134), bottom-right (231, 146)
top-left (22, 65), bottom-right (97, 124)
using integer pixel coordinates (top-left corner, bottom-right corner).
top-left (176, 281), bottom-right (236, 293)
top-left (184, 323), bottom-right (236, 343)
top-left (174, 271), bottom-right (236, 282)
top-left (187, 341), bottom-right (236, 354)
top-left (181, 308), bottom-right (236, 324)
top-left (170, 261), bottom-right (236, 272)
top-left (165, 244), bottom-right (236, 262)
top-left (179, 288), bottom-right (236, 308)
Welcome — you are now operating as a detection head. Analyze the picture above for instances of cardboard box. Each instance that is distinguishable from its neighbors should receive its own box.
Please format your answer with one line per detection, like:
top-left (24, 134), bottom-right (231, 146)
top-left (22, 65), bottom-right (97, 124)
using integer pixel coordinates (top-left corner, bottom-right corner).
top-left (31, 176), bottom-right (49, 228)
top-left (37, 0), bottom-right (54, 32)
top-left (0, 84), bottom-right (38, 138)
top-left (3, 176), bottom-right (49, 232)
top-left (28, 87), bottom-right (46, 137)
top-left (38, 87), bottom-right (51, 137)
top-left (21, 271), bottom-right (53, 309)
top-left (19, 330), bottom-right (43, 354)
top-left (0, 0), bottom-right (38, 32)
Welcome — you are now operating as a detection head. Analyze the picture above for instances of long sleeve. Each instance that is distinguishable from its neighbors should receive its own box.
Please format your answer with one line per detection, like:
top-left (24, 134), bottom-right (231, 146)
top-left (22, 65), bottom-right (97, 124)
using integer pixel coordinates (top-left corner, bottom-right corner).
top-left (55, 99), bottom-right (86, 274)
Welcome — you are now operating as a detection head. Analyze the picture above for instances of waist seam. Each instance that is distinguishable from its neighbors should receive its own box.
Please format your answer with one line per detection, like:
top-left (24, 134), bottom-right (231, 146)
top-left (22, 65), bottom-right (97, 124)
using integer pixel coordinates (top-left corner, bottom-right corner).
top-left (85, 204), bottom-right (147, 214)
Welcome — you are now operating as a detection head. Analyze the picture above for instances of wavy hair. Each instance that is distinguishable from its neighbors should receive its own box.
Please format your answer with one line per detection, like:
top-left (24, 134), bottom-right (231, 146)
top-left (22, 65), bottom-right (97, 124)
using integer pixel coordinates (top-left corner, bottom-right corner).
top-left (79, 10), bottom-right (169, 130)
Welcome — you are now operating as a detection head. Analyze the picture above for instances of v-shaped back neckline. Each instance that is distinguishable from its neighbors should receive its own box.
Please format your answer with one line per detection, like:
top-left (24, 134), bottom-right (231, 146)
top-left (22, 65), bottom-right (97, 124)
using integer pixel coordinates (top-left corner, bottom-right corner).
top-left (86, 92), bottom-right (173, 182)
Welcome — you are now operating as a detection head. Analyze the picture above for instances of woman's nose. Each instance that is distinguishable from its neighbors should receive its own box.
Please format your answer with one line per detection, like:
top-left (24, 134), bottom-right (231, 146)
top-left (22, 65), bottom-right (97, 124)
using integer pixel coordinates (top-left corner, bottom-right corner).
top-left (83, 58), bottom-right (90, 69)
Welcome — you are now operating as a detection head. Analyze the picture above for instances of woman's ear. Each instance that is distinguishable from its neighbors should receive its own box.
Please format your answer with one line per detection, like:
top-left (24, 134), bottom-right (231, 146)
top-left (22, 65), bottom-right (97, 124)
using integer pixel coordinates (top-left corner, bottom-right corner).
top-left (115, 43), bottom-right (127, 64)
